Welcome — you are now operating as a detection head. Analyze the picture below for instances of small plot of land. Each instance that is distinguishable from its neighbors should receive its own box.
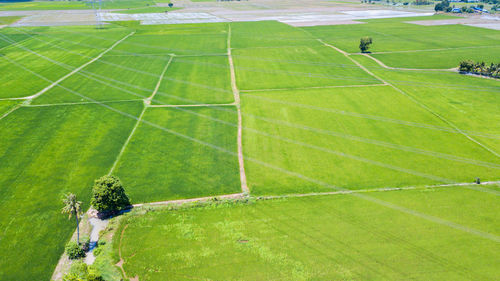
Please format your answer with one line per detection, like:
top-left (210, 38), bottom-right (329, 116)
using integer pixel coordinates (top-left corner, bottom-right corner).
top-left (0, 102), bottom-right (143, 280)
top-left (352, 55), bottom-right (500, 153)
top-left (112, 107), bottom-right (241, 203)
top-left (242, 86), bottom-right (500, 195)
top-left (114, 186), bottom-right (500, 280)
top-left (111, 22), bottom-right (228, 55)
top-left (33, 54), bottom-right (168, 104)
top-left (151, 55), bottom-right (234, 105)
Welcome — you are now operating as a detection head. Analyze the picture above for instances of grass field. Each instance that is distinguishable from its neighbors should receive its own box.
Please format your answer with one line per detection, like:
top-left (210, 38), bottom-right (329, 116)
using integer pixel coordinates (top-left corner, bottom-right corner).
top-left (241, 85), bottom-right (500, 195)
top-left (304, 16), bottom-right (500, 69)
top-left (112, 107), bottom-right (241, 203)
top-left (113, 185), bottom-right (500, 280)
top-left (0, 12), bottom-right (498, 281)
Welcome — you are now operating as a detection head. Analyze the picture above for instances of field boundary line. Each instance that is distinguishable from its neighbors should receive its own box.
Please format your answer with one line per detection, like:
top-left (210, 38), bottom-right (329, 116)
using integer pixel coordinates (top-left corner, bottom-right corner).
top-left (23, 31), bottom-right (136, 103)
top-left (0, 102), bottom-right (23, 121)
top-left (23, 99), bottom-right (143, 107)
top-left (242, 83), bottom-right (387, 93)
top-left (148, 103), bottom-right (236, 108)
top-left (258, 180), bottom-right (500, 200)
top-left (108, 106), bottom-right (147, 175)
top-left (228, 24), bottom-right (249, 194)
top-left (369, 45), bottom-right (500, 55)
top-left (318, 39), bottom-right (387, 85)
top-left (319, 40), bottom-right (500, 159)
top-left (145, 54), bottom-right (174, 105)
top-left (133, 193), bottom-right (244, 207)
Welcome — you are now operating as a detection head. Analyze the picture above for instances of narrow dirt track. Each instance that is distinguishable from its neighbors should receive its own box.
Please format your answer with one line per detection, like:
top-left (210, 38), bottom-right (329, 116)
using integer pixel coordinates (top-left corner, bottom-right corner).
top-left (227, 24), bottom-right (249, 194)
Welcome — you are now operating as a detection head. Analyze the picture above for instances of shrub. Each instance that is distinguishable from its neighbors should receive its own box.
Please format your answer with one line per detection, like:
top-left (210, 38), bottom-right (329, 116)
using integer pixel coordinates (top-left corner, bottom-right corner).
top-left (65, 241), bottom-right (85, 260)
top-left (359, 37), bottom-right (373, 53)
top-left (91, 175), bottom-right (130, 214)
top-left (63, 261), bottom-right (104, 281)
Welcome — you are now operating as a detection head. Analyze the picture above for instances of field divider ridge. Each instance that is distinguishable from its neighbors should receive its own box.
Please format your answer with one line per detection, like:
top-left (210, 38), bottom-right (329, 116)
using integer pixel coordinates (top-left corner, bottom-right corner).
top-left (148, 103), bottom-right (236, 108)
top-left (228, 23), bottom-right (249, 194)
top-left (318, 39), bottom-right (500, 159)
top-left (145, 54), bottom-right (174, 105)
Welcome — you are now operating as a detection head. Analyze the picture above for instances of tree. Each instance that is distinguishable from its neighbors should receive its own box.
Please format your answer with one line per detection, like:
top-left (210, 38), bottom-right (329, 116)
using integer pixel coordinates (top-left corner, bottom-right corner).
top-left (62, 193), bottom-right (83, 244)
top-left (359, 37), bottom-right (373, 53)
top-left (90, 175), bottom-right (130, 214)
top-left (168, 2), bottom-right (174, 7)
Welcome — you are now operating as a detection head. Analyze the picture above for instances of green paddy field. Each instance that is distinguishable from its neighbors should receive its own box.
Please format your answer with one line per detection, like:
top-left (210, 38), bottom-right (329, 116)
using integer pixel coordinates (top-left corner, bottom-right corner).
top-left (0, 13), bottom-right (498, 280)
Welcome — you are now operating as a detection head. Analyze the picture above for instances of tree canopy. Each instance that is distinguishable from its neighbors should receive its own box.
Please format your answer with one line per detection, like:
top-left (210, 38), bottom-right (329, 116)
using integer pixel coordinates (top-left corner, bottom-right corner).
top-left (90, 175), bottom-right (130, 214)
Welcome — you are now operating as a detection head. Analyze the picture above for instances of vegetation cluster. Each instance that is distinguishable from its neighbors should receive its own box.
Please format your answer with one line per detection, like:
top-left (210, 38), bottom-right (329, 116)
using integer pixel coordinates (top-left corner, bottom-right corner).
top-left (459, 60), bottom-right (500, 78)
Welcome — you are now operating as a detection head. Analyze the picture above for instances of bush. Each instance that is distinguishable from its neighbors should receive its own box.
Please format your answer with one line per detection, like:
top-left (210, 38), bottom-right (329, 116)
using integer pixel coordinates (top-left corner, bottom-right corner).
top-left (359, 37), bottom-right (373, 53)
top-left (63, 261), bottom-right (104, 281)
top-left (91, 175), bottom-right (130, 214)
top-left (65, 241), bottom-right (85, 260)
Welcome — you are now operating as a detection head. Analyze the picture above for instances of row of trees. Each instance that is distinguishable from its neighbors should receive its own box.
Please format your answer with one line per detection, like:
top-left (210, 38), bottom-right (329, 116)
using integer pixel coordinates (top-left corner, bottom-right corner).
top-left (459, 60), bottom-right (500, 78)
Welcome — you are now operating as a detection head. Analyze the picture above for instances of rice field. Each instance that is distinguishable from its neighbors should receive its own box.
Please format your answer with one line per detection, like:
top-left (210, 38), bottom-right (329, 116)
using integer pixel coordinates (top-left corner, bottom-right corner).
top-left (0, 13), bottom-right (498, 281)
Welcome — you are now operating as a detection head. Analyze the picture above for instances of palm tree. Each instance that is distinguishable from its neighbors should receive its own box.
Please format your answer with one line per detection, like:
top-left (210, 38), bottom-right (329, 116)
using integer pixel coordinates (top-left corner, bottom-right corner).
top-left (62, 193), bottom-right (83, 244)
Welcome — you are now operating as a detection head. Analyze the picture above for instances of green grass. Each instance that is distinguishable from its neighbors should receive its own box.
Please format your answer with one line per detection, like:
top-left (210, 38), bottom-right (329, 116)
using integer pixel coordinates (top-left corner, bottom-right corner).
top-left (152, 55), bottom-right (234, 105)
top-left (0, 102), bottom-right (143, 280)
top-left (113, 186), bottom-right (500, 280)
top-left (241, 85), bottom-right (500, 195)
top-left (113, 107), bottom-right (241, 203)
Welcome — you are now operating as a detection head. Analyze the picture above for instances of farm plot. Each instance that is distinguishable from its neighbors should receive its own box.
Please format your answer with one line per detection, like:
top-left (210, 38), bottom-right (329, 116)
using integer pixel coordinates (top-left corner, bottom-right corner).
top-left (0, 102), bottom-right (143, 280)
top-left (241, 86), bottom-right (500, 195)
top-left (0, 100), bottom-right (20, 116)
top-left (0, 26), bottom-right (131, 99)
top-left (111, 23), bottom-right (228, 56)
top-left (112, 107), bottom-right (241, 203)
top-left (151, 55), bottom-right (234, 105)
top-left (230, 21), bottom-right (316, 49)
top-left (32, 54), bottom-right (168, 104)
top-left (303, 16), bottom-right (500, 69)
top-left (233, 44), bottom-right (379, 90)
top-left (113, 186), bottom-right (500, 280)
top-left (352, 55), bottom-right (500, 154)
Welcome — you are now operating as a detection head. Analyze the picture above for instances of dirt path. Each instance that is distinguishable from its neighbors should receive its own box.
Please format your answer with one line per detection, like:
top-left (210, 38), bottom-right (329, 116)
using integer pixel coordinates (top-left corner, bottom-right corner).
top-left (318, 39), bottom-right (500, 159)
top-left (227, 24), bottom-right (249, 194)
top-left (133, 193), bottom-right (244, 207)
top-left (116, 224), bottom-right (138, 281)
top-left (145, 55), bottom-right (174, 105)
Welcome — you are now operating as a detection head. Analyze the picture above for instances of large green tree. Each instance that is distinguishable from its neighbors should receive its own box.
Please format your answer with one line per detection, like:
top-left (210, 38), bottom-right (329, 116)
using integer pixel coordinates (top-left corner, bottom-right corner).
top-left (359, 37), bottom-right (373, 53)
top-left (62, 193), bottom-right (83, 244)
top-left (90, 175), bottom-right (130, 214)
